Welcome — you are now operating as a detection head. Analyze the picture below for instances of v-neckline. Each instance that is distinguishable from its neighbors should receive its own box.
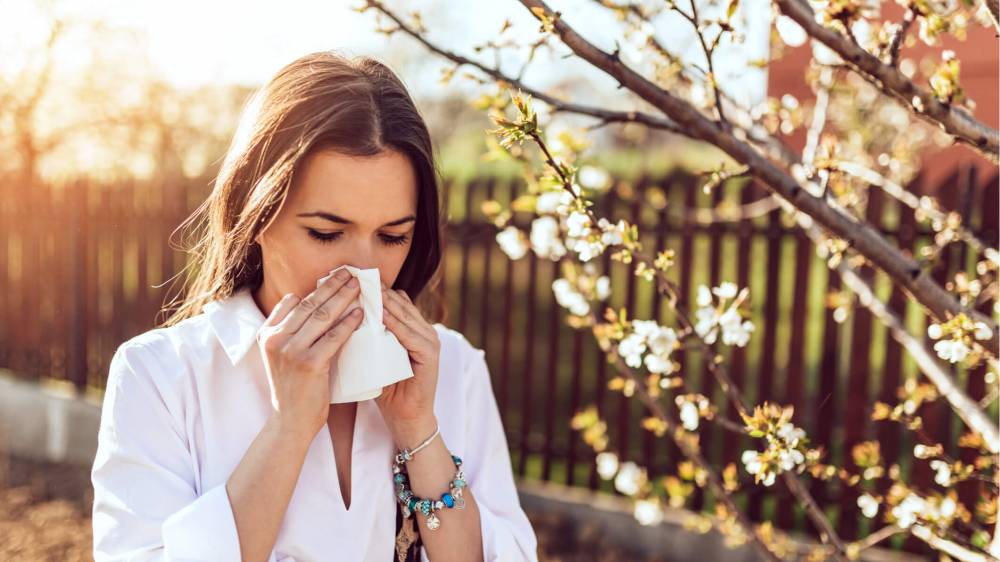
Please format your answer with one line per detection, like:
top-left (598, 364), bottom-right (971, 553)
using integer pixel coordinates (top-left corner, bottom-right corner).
top-left (323, 400), bottom-right (362, 514)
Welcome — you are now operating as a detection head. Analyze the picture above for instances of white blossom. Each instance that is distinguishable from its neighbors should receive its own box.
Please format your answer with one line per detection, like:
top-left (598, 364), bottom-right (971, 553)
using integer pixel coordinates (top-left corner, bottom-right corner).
top-left (595, 451), bottom-right (619, 480)
top-left (552, 278), bottom-right (590, 316)
top-left (535, 190), bottom-right (564, 214)
top-left (857, 494), bottom-right (879, 518)
top-left (644, 352), bottom-right (674, 375)
top-left (694, 306), bottom-right (720, 344)
top-left (618, 334), bottom-right (647, 368)
top-left (614, 461), bottom-right (644, 496)
top-left (496, 226), bottom-right (528, 260)
top-left (934, 338), bottom-right (970, 363)
top-left (891, 494), bottom-right (927, 528)
top-left (680, 401), bottom-right (700, 431)
top-left (647, 326), bottom-right (678, 357)
top-left (974, 321), bottom-right (993, 340)
top-left (939, 496), bottom-right (956, 519)
top-left (597, 217), bottom-right (627, 246)
top-left (777, 448), bottom-right (805, 471)
top-left (571, 238), bottom-right (605, 262)
top-left (595, 275), bottom-right (611, 300)
top-left (712, 282), bottom-right (739, 300)
top-left (696, 285), bottom-right (713, 307)
top-left (631, 320), bottom-right (660, 339)
top-left (742, 450), bottom-right (763, 476)
top-left (633, 498), bottom-right (664, 526)
top-left (719, 307), bottom-right (755, 347)
top-left (929, 460), bottom-right (951, 486)
top-left (578, 165), bottom-right (611, 190)
top-left (566, 211), bottom-right (590, 237)
top-left (776, 15), bottom-right (807, 47)
top-left (927, 323), bottom-right (942, 339)
top-left (776, 422), bottom-right (805, 448)
top-left (530, 216), bottom-right (566, 260)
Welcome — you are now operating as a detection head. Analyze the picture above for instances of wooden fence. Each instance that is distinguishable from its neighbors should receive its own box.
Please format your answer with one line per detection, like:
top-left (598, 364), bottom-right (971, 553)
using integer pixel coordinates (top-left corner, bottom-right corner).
top-left (0, 165), bottom-right (996, 548)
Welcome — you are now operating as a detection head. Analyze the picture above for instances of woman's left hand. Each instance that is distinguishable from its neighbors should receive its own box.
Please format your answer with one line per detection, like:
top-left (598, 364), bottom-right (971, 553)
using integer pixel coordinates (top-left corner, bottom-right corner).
top-left (374, 279), bottom-right (441, 447)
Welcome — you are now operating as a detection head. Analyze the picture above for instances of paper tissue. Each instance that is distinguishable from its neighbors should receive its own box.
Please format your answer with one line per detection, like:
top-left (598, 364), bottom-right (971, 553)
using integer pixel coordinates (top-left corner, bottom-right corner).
top-left (317, 265), bottom-right (414, 403)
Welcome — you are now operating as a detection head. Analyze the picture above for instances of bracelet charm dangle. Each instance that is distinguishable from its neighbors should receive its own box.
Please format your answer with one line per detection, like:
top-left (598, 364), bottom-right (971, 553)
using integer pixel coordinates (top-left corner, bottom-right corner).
top-left (392, 446), bottom-right (465, 531)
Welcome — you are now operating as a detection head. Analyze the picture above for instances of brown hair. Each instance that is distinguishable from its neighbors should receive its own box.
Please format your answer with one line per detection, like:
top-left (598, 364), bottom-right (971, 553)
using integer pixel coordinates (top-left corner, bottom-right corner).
top-left (160, 51), bottom-right (445, 327)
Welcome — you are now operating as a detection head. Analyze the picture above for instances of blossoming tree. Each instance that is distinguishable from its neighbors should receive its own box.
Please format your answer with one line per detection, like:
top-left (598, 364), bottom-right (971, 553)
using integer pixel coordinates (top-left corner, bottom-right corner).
top-left (360, 1), bottom-right (998, 560)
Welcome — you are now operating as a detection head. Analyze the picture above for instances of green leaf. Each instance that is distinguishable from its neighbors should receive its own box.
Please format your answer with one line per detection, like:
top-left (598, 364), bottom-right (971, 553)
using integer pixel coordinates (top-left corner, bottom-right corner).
top-left (726, 0), bottom-right (740, 21)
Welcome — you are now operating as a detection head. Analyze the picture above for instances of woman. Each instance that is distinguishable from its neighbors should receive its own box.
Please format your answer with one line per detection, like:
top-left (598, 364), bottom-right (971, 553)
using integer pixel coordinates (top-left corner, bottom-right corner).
top-left (90, 51), bottom-right (538, 562)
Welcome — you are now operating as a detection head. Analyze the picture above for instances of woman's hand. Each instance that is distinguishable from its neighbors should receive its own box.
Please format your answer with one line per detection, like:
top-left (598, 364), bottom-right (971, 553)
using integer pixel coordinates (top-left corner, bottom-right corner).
top-left (374, 280), bottom-right (441, 448)
top-left (256, 268), bottom-right (364, 441)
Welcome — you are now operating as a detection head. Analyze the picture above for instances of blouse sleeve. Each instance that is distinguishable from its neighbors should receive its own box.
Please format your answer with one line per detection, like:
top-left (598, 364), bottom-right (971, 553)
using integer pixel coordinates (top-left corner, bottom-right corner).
top-left (439, 344), bottom-right (539, 562)
top-left (91, 339), bottom-right (243, 562)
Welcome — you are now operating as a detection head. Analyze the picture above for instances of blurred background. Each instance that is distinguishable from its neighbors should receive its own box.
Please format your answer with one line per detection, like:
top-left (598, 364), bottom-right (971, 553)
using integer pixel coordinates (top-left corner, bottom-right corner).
top-left (0, 0), bottom-right (996, 560)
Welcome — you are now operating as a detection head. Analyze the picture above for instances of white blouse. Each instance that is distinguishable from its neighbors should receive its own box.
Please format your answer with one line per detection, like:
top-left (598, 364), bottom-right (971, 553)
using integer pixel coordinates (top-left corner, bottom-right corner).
top-left (90, 286), bottom-right (539, 562)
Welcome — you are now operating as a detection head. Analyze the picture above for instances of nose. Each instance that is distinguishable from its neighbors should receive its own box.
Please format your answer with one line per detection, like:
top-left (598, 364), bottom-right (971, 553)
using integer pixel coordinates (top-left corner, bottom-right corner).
top-left (339, 240), bottom-right (379, 271)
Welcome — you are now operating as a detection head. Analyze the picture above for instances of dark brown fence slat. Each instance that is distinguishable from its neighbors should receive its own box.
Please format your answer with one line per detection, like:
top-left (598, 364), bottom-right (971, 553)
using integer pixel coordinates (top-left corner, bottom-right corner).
top-left (958, 169), bottom-right (996, 510)
top-left (670, 175), bottom-right (697, 480)
top-left (458, 179), bottom-right (474, 336)
top-left (587, 188), bottom-right (617, 490)
top-left (68, 180), bottom-right (89, 390)
top-left (838, 185), bottom-right (884, 538)
top-left (497, 179), bottom-right (516, 424)
top-left (747, 183), bottom-right (780, 521)
top-left (811, 249), bottom-right (841, 510)
top-left (478, 178), bottom-right (496, 358)
top-left (617, 184), bottom-right (643, 469)
top-left (516, 190), bottom-right (540, 476)
top-left (776, 228), bottom-right (813, 531)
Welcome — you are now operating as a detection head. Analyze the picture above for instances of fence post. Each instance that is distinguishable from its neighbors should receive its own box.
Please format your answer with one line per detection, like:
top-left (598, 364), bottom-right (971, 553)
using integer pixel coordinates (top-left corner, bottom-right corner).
top-left (68, 179), bottom-right (89, 393)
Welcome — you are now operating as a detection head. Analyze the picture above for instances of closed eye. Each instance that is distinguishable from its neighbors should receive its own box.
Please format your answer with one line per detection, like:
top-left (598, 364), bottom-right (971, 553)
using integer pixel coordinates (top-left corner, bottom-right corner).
top-left (306, 229), bottom-right (410, 247)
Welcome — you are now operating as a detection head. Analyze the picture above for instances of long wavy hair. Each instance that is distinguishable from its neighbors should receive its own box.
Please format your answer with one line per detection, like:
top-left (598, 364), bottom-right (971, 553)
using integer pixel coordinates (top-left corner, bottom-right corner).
top-left (160, 51), bottom-right (446, 327)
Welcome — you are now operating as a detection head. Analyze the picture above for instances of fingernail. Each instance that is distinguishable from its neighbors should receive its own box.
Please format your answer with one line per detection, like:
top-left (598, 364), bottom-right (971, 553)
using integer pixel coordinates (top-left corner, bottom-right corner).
top-left (335, 268), bottom-right (351, 280)
top-left (348, 277), bottom-right (359, 287)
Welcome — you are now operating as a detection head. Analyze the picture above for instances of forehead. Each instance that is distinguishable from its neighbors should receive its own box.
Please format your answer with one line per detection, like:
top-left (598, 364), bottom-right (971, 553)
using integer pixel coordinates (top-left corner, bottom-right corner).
top-left (288, 148), bottom-right (418, 222)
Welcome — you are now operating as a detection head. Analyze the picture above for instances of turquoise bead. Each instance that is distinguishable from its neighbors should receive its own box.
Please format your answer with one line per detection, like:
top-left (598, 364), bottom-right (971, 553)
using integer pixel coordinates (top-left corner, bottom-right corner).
top-left (453, 479), bottom-right (466, 488)
top-left (442, 493), bottom-right (454, 508)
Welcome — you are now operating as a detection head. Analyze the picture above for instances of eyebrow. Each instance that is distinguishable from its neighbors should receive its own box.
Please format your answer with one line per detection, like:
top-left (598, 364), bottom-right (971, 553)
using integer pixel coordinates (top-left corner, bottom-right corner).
top-left (296, 211), bottom-right (416, 228)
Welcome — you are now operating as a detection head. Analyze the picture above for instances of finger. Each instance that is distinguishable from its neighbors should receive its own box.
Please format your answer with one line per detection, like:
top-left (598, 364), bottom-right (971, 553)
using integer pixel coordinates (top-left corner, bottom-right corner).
top-left (383, 303), bottom-right (434, 353)
top-left (308, 306), bottom-right (365, 363)
top-left (278, 268), bottom-right (354, 335)
top-left (382, 287), bottom-right (436, 341)
top-left (287, 277), bottom-right (362, 348)
top-left (262, 292), bottom-right (300, 327)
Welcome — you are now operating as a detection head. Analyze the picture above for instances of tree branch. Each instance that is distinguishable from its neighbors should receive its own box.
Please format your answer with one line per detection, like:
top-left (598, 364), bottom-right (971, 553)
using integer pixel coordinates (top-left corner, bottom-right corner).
top-left (773, 0), bottom-right (999, 163)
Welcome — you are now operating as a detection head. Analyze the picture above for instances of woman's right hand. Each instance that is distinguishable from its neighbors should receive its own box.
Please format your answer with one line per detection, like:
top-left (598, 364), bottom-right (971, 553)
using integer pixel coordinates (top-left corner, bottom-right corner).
top-left (256, 267), bottom-right (364, 440)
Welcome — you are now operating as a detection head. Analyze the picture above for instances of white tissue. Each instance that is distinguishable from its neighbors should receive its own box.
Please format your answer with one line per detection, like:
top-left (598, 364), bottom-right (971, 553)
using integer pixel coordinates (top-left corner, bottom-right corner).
top-left (317, 265), bottom-right (414, 403)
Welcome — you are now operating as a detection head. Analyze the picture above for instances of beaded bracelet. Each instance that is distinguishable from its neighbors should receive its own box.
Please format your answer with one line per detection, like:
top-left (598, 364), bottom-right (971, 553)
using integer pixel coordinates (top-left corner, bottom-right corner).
top-left (392, 452), bottom-right (466, 531)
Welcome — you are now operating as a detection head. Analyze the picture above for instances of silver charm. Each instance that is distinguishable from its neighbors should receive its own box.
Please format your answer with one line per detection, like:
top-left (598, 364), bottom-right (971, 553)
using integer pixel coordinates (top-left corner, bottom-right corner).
top-left (427, 512), bottom-right (441, 530)
top-left (454, 495), bottom-right (466, 509)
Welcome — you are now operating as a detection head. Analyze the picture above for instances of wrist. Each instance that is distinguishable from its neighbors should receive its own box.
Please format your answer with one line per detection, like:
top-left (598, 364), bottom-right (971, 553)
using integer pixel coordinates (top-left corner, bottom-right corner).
top-left (390, 415), bottom-right (439, 450)
top-left (269, 412), bottom-right (319, 445)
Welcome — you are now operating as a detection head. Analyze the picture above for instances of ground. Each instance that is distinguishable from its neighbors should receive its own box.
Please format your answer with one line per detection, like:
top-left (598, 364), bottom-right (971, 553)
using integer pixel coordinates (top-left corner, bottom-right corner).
top-left (0, 456), bottom-right (668, 562)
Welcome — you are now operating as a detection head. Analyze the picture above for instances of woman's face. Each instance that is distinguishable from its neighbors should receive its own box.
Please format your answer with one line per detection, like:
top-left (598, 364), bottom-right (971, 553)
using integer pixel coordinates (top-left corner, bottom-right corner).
top-left (255, 148), bottom-right (418, 304)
